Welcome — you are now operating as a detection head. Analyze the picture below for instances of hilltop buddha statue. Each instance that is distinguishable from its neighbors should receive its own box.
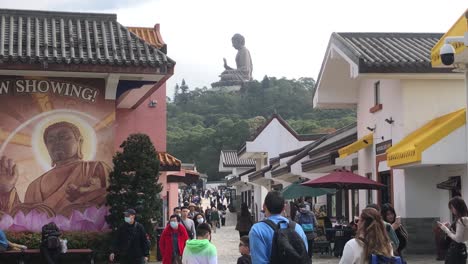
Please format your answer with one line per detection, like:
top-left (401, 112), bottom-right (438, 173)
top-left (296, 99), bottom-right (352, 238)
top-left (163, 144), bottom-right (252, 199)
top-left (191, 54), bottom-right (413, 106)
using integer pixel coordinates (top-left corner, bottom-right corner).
top-left (213, 34), bottom-right (253, 87)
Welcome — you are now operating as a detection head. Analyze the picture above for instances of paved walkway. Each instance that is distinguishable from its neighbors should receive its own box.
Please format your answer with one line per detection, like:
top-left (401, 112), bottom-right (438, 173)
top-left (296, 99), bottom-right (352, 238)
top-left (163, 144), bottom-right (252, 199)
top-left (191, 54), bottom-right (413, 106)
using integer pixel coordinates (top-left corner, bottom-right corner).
top-left (152, 204), bottom-right (442, 263)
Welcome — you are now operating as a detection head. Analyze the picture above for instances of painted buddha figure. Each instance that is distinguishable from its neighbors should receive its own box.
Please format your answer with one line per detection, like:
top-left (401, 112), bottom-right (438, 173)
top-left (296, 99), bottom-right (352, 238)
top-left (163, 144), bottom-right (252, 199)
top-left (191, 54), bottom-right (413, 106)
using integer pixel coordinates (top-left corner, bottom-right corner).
top-left (0, 121), bottom-right (110, 217)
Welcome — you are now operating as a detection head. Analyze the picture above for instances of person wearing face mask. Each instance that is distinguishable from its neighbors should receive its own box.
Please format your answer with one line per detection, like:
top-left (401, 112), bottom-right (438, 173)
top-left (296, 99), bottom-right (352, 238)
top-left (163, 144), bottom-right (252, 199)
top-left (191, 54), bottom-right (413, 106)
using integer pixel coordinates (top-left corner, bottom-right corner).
top-left (195, 213), bottom-right (207, 229)
top-left (160, 214), bottom-right (189, 264)
top-left (109, 209), bottom-right (150, 264)
top-left (295, 203), bottom-right (318, 259)
top-left (182, 223), bottom-right (218, 264)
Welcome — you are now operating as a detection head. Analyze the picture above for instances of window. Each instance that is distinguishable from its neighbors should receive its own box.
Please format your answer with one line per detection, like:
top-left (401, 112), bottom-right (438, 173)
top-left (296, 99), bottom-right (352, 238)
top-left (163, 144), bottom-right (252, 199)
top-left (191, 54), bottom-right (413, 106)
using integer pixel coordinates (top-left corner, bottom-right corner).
top-left (379, 171), bottom-right (392, 205)
top-left (374, 81), bottom-right (380, 105)
top-left (370, 81), bottom-right (383, 113)
top-left (366, 173), bottom-right (373, 204)
top-left (351, 189), bottom-right (359, 217)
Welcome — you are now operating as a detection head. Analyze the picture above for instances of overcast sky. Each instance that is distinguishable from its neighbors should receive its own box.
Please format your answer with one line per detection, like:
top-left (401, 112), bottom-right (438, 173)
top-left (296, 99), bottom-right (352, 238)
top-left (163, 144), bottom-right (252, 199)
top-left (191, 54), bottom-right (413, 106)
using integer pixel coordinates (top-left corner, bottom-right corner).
top-left (1, 0), bottom-right (467, 96)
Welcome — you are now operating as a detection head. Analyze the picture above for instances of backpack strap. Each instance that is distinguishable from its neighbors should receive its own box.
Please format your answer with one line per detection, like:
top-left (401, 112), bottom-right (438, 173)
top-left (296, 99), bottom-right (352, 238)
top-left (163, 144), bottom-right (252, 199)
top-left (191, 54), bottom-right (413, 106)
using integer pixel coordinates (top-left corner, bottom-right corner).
top-left (262, 219), bottom-right (279, 231)
top-left (288, 220), bottom-right (297, 230)
top-left (263, 219), bottom-right (296, 230)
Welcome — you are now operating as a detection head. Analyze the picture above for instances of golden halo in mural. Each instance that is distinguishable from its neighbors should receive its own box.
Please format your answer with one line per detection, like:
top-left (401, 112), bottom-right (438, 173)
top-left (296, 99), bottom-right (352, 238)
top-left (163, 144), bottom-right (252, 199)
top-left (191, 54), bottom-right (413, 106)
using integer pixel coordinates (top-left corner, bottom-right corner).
top-left (32, 113), bottom-right (97, 171)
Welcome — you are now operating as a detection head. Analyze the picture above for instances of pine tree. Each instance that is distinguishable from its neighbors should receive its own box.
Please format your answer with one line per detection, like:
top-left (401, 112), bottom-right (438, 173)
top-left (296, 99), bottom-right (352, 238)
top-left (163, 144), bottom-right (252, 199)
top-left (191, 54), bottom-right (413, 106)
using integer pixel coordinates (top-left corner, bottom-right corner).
top-left (106, 133), bottom-right (162, 234)
top-left (174, 83), bottom-right (180, 104)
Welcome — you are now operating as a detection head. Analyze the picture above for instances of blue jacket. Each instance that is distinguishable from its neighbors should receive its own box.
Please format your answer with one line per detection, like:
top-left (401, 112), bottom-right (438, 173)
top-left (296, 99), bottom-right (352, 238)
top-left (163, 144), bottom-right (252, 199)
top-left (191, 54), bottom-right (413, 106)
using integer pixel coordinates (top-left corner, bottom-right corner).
top-left (249, 214), bottom-right (308, 264)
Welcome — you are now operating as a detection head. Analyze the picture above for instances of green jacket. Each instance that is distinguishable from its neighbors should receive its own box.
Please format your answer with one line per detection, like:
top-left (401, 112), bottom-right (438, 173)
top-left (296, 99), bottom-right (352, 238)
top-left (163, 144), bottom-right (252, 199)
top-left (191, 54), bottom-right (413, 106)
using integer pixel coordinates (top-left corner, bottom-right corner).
top-left (182, 239), bottom-right (217, 264)
top-left (211, 211), bottom-right (220, 221)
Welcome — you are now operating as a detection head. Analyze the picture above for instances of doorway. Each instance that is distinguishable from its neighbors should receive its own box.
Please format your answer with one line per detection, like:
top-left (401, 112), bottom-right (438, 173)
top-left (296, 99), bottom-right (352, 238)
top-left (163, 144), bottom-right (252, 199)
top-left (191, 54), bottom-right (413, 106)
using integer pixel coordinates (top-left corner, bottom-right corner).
top-left (379, 171), bottom-right (392, 205)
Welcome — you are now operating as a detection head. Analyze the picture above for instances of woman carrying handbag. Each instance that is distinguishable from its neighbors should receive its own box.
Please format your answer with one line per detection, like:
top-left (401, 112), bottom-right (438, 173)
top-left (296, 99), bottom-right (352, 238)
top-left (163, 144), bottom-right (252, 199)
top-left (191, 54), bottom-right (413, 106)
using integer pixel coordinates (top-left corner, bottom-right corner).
top-left (438, 196), bottom-right (468, 264)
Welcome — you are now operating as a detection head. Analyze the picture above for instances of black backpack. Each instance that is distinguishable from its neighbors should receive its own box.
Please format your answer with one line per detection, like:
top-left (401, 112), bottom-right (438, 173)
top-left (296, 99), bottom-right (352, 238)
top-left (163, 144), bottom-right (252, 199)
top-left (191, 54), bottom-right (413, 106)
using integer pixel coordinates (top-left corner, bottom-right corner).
top-left (262, 219), bottom-right (311, 264)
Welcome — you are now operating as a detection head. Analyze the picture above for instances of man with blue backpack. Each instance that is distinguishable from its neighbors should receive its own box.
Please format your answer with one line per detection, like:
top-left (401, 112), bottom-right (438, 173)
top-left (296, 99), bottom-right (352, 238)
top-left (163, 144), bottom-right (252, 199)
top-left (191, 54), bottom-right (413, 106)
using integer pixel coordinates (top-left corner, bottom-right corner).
top-left (250, 191), bottom-right (311, 264)
top-left (295, 203), bottom-right (317, 259)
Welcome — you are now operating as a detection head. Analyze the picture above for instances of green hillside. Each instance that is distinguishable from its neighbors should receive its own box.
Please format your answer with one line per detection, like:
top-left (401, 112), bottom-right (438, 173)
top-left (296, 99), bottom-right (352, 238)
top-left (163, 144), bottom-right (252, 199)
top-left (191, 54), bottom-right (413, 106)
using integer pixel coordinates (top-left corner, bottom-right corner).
top-left (167, 76), bottom-right (356, 180)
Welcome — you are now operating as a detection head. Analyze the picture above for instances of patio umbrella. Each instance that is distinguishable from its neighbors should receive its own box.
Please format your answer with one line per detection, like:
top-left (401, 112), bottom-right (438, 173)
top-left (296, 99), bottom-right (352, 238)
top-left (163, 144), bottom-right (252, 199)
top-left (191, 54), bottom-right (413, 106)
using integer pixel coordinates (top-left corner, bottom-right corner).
top-left (281, 182), bottom-right (335, 200)
top-left (301, 170), bottom-right (385, 190)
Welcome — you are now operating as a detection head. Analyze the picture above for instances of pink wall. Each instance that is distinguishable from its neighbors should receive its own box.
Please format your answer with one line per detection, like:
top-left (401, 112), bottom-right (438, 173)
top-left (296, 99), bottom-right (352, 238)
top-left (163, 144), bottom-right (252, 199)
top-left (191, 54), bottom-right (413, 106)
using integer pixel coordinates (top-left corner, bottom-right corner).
top-left (115, 83), bottom-right (167, 152)
top-left (158, 172), bottom-right (180, 224)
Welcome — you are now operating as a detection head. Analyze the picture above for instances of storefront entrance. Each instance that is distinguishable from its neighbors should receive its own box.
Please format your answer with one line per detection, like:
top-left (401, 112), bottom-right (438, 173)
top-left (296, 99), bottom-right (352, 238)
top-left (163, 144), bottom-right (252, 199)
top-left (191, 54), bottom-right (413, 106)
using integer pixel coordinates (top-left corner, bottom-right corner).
top-left (379, 171), bottom-right (392, 205)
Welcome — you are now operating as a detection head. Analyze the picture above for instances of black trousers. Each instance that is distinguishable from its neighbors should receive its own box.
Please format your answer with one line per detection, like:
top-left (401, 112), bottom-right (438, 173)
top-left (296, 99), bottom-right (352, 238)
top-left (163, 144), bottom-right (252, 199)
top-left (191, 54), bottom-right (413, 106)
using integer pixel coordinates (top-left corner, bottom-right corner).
top-left (40, 245), bottom-right (60, 264)
top-left (446, 241), bottom-right (467, 264)
top-left (307, 239), bottom-right (314, 259)
top-left (119, 255), bottom-right (145, 264)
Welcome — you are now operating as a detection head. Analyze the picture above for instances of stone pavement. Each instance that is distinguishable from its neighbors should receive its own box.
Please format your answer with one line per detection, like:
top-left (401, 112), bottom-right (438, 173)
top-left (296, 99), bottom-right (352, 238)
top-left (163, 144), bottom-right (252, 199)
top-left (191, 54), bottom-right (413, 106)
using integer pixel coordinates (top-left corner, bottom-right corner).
top-left (151, 205), bottom-right (441, 263)
top-left (151, 211), bottom-right (443, 263)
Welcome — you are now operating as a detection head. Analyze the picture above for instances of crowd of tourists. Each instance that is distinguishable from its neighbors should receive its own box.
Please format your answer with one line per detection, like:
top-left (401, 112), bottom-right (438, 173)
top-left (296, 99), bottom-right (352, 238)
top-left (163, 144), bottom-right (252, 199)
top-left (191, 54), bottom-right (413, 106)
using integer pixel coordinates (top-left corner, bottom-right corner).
top-left (1, 190), bottom-right (468, 263)
top-left (231, 190), bottom-right (468, 264)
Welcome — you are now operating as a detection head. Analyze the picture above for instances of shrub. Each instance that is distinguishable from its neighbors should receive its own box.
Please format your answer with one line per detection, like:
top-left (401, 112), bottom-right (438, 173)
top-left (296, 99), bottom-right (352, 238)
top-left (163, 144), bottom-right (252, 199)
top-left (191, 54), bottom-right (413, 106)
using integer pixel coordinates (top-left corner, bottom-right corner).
top-left (5, 231), bottom-right (112, 252)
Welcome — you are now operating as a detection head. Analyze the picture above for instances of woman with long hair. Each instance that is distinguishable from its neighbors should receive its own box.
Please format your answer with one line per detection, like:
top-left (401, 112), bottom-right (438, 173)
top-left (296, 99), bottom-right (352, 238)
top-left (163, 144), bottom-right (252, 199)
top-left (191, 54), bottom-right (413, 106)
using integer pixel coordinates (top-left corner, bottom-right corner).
top-left (236, 203), bottom-right (254, 238)
top-left (438, 196), bottom-right (468, 264)
top-left (381, 203), bottom-right (408, 257)
top-left (339, 208), bottom-right (393, 264)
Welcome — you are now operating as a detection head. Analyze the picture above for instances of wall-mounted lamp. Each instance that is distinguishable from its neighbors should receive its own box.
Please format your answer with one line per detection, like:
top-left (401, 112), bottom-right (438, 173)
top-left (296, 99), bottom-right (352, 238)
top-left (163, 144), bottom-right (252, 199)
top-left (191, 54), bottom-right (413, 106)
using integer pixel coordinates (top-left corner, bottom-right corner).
top-left (385, 117), bottom-right (394, 124)
top-left (366, 126), bottom-right (375, 132)
top-left (148, 99), bottom-right (157, 108)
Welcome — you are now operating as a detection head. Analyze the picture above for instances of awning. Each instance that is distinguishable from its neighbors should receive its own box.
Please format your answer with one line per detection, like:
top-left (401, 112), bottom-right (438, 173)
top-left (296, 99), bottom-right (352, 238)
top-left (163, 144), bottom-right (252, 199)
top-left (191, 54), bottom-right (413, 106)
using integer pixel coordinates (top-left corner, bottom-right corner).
top-left (167, 169), bottom-right (200, 185)
top-left (437, 176), bottom-right (461, 190)
top-left (338, 133), bottom-right (373, 158)
top-left (431, 10), bottom-right (468, 68)
top-left (387, 108), bottom-right (466, 167)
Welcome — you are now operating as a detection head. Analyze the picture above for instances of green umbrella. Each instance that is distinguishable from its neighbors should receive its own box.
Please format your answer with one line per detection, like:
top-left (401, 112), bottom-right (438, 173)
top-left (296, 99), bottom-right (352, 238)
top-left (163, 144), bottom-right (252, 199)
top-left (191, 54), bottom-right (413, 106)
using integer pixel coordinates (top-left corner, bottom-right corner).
top-left (281, 182), bottom-right (335, 200)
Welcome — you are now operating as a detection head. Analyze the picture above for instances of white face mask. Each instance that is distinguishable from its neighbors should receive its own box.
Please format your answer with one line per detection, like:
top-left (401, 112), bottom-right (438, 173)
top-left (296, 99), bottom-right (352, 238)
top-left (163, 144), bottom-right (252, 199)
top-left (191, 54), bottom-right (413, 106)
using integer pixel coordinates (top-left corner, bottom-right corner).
top-left (170, 221), bottom-right (178, 229)
top-left (197, 218), bottom-right (204, 224)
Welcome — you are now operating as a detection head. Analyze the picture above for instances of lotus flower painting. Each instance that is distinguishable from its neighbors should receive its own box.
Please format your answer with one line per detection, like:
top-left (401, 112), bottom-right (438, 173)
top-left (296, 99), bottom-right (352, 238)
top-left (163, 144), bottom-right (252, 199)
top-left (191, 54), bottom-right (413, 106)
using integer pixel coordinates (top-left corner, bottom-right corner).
top-left (0, 206), bottom-right (110, 232)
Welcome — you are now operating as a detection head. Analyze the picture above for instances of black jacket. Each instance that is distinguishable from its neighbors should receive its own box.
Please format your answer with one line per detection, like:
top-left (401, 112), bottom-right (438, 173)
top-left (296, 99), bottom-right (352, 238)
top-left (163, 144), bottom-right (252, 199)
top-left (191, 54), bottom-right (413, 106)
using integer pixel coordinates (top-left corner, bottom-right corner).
top-left (237, 254), bottom-right (252, 264)
top-left (41, 223), bottom-right (61, 246)
top-left (112, 222), bottom-right (149, 258)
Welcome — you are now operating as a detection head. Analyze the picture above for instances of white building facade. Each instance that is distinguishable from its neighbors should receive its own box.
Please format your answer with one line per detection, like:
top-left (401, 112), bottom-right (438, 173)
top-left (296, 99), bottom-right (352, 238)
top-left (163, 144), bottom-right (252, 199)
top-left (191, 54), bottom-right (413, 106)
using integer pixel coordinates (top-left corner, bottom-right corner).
top-left (314, 32), bottom-right (465, 253)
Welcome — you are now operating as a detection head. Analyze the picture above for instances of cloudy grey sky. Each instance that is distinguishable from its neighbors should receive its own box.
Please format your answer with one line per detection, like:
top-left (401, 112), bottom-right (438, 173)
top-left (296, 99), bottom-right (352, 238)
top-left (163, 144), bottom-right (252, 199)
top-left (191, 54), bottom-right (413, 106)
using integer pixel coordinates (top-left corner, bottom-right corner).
top-left (0, 0), bottom-right (467, 96)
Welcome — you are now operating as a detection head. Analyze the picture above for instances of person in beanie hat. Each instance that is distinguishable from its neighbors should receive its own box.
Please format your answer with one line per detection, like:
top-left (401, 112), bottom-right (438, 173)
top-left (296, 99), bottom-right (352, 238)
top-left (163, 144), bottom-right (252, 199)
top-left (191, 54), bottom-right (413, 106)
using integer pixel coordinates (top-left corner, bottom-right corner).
top-left (109, 209), bottom-right (150, 264)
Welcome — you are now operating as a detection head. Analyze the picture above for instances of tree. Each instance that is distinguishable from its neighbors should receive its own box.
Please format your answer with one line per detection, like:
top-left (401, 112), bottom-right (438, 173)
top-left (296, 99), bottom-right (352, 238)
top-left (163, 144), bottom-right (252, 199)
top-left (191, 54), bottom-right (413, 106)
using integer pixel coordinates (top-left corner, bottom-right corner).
top-left (173, 83), bottom-right (180, 103)
top-left (106, 133), bottom-right (162, 234)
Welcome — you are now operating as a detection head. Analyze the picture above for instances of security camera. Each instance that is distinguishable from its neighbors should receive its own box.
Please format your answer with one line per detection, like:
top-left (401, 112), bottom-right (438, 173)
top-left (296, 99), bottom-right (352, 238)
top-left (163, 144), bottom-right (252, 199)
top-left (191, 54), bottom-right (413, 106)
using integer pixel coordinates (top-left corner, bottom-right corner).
top-left (148, 99), bottom-right (157, 108)
top-left (440, 34), bottom-right (468, 66)
top-left (440, 43), bottom-right (455, 66)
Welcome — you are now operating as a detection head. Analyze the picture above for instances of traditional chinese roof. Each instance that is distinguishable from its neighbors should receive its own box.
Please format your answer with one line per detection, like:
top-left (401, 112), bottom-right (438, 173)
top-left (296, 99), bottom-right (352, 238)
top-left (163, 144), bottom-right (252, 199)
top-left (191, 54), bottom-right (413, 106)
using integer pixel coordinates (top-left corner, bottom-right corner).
top-left (331, 32), bottom-right (447, 73)
top-left (0, 9), bottom-right (174, 70)
top-left (158, 152), bottom-right (181, 171)
top-left (221, 150), bottom-right (256, 168)
top-left (237, 114), bottom-right (326, 156)
top-left (127, 25), bottom-right (166, 50)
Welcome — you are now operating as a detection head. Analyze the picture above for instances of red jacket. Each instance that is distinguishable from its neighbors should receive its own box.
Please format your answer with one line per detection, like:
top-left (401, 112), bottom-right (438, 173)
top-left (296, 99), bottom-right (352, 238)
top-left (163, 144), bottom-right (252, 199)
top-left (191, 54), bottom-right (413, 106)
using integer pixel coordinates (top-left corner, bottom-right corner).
top-left (159, 223), bottom-right (189, 264)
